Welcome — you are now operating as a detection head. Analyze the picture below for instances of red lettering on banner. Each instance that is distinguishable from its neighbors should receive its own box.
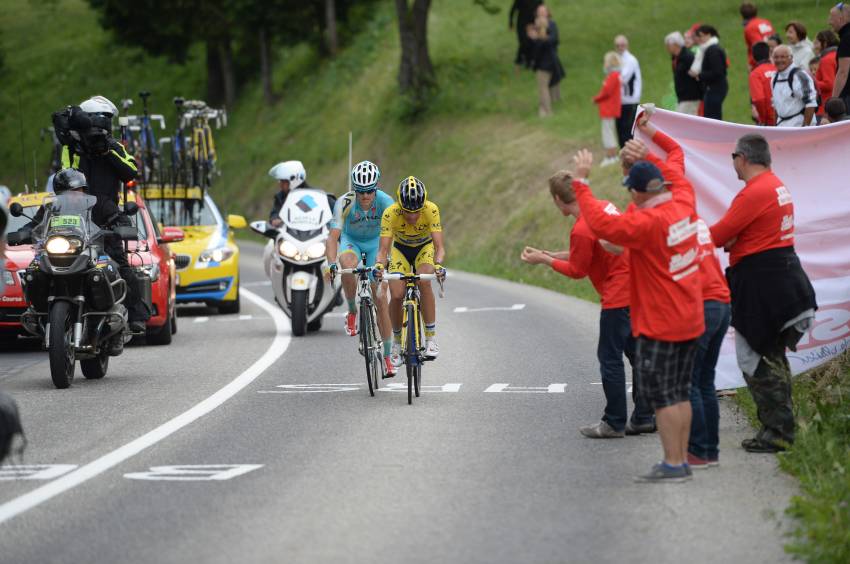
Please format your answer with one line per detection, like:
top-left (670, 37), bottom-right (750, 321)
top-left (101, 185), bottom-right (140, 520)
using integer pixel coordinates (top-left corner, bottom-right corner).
top-left (795, 302), bottom-right (850, 350)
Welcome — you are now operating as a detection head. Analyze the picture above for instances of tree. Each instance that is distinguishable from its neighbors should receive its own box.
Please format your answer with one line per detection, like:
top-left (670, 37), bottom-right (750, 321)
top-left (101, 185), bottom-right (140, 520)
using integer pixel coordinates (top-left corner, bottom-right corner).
top-left (394, 0), bottom-right (434, 108)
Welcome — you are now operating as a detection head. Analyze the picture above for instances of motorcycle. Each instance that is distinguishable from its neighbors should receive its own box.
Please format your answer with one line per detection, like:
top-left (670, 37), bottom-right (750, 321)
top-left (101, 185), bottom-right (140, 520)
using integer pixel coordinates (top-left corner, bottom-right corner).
top-left (250, 188), bottom-right (340, 336)
top-left (7, 192), bottom-right (143, 388)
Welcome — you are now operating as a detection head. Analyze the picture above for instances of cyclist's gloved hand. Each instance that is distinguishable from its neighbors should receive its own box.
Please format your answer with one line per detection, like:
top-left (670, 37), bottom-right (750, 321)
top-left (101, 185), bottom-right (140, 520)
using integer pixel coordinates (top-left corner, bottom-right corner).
top-left (373, 262), bottom-right (385, 280)
top-left (435, 264), bottom-right (446, 280)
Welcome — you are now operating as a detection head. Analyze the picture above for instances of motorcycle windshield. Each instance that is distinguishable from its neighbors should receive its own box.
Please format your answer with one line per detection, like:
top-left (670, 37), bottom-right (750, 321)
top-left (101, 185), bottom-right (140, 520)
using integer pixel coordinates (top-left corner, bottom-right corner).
top-left (278, 188), bottom-right (332, 232)
top-left (34, 192), bottom-right (99, 243)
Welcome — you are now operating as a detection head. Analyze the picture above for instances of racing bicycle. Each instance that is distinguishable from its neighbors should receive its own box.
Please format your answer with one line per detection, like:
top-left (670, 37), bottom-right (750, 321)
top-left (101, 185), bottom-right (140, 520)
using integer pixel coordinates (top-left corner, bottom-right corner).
top-left (337, 253), bottom-right (386, 397)
top-left (384, 271), bottom-right (445, 405)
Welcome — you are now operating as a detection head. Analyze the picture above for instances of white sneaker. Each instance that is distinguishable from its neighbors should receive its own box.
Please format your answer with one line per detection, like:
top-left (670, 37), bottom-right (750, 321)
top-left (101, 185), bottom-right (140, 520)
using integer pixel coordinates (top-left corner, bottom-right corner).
top-left (600, 156), bottom-right (618, 168)
top-left (390, 342), bottom-right (402, 367)
top-left (425, 339), bottom-right (439, 358)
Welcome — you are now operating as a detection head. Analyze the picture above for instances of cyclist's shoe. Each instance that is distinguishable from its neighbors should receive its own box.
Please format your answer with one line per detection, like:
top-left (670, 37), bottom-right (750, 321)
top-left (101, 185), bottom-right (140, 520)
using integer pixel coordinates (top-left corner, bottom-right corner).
top-left (383, 356), bottom-right (397, 378)
top-left (425, 339), bottom-right (439, 359)
top-left (344, 312), bottom-right (358, 336)
top-left (390, 342), bottom-right (403, 367)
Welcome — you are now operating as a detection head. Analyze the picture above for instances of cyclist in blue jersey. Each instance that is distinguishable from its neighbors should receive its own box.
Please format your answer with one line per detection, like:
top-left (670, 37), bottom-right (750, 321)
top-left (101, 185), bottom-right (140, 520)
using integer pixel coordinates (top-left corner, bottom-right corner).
top-left (326, 161), bottom-right (397, 376)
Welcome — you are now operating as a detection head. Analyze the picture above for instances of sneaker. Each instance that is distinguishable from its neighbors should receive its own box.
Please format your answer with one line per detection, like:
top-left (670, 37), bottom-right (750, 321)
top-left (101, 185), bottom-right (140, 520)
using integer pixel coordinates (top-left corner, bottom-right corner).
top-left (634, 463), bottom-right (692, 483)
top-left (425, 339), bottom-right (439, 358)
top-left (600, 156), bottom-right (618, 168)
top-left (129, 320), bottom-right (146, 334)
top-left (625, 420), bottom-right (657, 435)
top-left (579, 421), bottom-right (625, 439)
top-left (742, 437), bottom-right (787, 453)
top-left (707, 457), bottom-right (720, 468)
top-left (390, 342), bottom-right (402, 367)
top-left (344, 312), bottom-right (358, 336)
top-left (383, 355), bottom-right (397, 378)
top-left (687, 453), bottom-right (711, 469)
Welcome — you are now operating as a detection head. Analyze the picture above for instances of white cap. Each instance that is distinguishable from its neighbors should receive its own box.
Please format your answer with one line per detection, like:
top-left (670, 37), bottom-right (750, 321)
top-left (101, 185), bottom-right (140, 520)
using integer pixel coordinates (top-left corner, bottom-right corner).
top-left (268, 161), bottom-right (306, 189)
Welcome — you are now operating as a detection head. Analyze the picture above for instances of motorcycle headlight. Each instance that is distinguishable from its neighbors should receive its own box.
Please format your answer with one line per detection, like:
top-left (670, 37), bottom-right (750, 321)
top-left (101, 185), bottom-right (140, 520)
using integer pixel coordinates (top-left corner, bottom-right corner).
top-left (278, 240), bottom-right (298, 258)
top-left (45, 236), bottom-right (82, 255)
top-left (306, 242), bottom-right (326, 259)
top-left (199, 246), bottom-right (234, 263)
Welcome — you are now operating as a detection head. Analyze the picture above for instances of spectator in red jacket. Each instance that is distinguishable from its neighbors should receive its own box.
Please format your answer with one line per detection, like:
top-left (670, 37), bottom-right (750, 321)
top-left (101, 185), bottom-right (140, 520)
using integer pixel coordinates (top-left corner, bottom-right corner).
top-left (572, 148), bottom-right (704, 483)
top-left (749, 42), bottom-right (777, 125)
top-left (741, 2), bottom-right (775, 69)
top-left (813, 30), bottom-right (839, 117)
top-left (520, 171), bottom-right (654, 439)
top-left (593, 52), bottom-right (622, 167)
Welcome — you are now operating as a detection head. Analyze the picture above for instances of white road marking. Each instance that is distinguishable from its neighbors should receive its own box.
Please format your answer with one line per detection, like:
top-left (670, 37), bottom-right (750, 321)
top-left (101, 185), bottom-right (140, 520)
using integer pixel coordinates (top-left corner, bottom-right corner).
top-left (379, 383), bottom-right (462, 393)
top-left (0, 465), bottom-right (78, 481)
top-left (238, 315), bottom-right (253, 321)
top-left (484, 383), bottom-right (567, 393)
top-left (0, 288), bottom-right (290, 525)
top-left (453, 304), bottom-right (525, 313)
top-left (124, 464), bottom-right (263, 481)
top-left (193, 317), bottom-right (209, 323)
top-left (325, 312), bottom-right (346, 318)
top-left (242, 281), bottom-right (272, 287)
top-left (258, 383), bottom-right (362, 393)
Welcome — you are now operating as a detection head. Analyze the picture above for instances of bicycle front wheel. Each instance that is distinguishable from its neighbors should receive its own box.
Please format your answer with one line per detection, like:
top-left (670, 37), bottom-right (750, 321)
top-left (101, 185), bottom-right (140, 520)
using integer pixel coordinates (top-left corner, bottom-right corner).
top-left (405, 302), bottom-right (418, 405)
top-left (360, 305), bottom-right (376, 397)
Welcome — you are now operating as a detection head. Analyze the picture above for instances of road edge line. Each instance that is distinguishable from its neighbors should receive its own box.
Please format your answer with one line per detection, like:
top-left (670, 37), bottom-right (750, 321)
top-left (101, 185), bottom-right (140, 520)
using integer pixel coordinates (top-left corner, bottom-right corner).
top-left (0, 288), bottom-right (290, 525)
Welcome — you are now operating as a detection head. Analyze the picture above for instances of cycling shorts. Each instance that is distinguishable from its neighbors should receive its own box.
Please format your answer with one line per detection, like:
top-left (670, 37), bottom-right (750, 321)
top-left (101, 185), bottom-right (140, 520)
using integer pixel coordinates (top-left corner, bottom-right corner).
top-left (390, 241), bottom-right (434, 275)
top-left (338, 234), bottom-right (379, 267)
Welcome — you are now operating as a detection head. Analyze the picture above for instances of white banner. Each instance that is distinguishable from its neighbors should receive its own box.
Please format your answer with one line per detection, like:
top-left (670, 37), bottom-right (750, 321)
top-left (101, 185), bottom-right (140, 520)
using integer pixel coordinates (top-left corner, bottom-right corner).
top-left (635, 109), bottom-right (850, 389)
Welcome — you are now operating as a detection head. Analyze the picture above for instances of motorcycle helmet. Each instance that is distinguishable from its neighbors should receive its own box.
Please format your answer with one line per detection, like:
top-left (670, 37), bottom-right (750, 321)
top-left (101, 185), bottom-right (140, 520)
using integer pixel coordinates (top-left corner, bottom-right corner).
top-left (268, 160), bottom-right (306, 189)
top-left (397, 176), bottom-right (426, 212)
top-left (80, 95), bottom-right (118, 118)
top-left (53, 169), bottom-right (88, 194)
top-left (351, 161), bottom-right (380, 192)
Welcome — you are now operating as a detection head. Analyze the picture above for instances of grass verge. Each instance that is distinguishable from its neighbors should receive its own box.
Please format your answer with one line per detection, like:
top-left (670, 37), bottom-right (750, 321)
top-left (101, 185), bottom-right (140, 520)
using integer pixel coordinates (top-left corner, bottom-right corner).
top-left (735, 352), bottom-right (850, 563)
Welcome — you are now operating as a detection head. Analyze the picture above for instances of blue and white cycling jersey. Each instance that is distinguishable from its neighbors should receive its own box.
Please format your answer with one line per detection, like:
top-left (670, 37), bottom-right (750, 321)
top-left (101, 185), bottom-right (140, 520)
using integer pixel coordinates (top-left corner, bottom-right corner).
top-left (330, 190), bottom-right (394, 242)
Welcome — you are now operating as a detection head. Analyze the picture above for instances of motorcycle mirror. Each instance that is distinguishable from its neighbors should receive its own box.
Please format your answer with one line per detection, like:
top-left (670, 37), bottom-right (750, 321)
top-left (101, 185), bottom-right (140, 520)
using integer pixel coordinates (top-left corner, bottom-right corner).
top-left (123, 202), bottom-right (139, 216)
top-left (9, 203), bottom-right (24, 217)
top-left (115, 225), bottom-right (139, 241)
top-left (250, 220), bottom-right (277, 239)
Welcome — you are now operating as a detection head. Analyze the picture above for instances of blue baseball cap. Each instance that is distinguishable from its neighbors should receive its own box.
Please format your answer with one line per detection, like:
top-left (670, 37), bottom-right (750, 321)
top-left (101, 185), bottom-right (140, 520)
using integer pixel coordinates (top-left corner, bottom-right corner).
top-left (622, 161), bottom-right (669, 192)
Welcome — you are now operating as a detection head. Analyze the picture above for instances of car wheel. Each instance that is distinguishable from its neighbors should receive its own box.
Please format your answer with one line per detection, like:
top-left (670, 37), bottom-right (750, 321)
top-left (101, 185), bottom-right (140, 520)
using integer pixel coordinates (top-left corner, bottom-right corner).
top-left (146, 308), bottom-right (173, 346)
top-left (218, 283), bottom-right (240, 315)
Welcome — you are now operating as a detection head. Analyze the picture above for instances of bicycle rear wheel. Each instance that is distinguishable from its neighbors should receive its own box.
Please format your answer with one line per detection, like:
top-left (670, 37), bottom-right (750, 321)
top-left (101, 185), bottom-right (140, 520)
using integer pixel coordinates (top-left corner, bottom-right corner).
top-left (360, 305), bottom-right (375, 397)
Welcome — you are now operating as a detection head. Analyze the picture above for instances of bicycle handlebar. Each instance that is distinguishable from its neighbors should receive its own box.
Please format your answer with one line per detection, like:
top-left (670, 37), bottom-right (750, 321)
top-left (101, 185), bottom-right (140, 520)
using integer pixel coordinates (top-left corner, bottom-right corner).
top-left (382, 272), bottom-right (446, 281)
top-left (339, 267), bottom-right (375, 275)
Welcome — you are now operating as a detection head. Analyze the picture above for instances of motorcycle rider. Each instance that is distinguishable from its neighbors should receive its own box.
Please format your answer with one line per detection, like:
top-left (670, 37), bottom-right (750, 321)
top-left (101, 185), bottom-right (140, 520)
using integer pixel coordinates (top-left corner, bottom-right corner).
top-left (54, 96), bottom-right (148, 332)
top-left (326, 161), bottom-right (397, 376)
top-left (267, 160), bottom-right (336, 227)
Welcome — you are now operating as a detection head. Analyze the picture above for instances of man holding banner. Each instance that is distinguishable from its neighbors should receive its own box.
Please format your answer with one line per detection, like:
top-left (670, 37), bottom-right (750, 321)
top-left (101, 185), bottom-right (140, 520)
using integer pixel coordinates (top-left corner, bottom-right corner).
top-left (709, 134), bottom-right (817, 453)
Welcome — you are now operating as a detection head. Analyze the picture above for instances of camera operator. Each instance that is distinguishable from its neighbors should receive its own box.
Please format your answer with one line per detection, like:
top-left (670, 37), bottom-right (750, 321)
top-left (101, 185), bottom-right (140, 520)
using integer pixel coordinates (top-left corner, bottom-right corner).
top-left (53, 95), bottom-right (149, 333)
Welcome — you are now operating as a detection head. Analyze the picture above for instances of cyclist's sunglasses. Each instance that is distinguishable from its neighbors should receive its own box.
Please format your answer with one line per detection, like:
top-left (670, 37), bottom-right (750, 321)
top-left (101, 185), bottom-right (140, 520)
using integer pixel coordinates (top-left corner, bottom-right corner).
top-left (354, 188), bottom-right (377, 194)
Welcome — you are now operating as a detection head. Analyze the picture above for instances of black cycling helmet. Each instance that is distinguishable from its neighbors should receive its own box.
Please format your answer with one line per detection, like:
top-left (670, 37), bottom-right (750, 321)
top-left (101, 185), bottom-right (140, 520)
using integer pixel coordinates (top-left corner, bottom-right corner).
top-left (53, 169), bottom-right (88, 194)
top-left (397, 176), bottom-right (427, 212)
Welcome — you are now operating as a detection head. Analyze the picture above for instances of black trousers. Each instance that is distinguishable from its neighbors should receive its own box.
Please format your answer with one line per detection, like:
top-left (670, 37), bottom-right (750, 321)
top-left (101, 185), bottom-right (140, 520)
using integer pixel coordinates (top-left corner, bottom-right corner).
top-left (703, 83), bottom-right (728, 121)
top-left (616, 104), bottom-right (638, 148)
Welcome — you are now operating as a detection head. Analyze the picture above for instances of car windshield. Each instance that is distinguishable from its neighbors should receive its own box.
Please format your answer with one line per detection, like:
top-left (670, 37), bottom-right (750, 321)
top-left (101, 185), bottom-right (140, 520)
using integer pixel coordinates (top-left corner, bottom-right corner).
top-left (34, 192), bottom-right (99, 242)
top-left (146, 197), bottom-right (219, 228)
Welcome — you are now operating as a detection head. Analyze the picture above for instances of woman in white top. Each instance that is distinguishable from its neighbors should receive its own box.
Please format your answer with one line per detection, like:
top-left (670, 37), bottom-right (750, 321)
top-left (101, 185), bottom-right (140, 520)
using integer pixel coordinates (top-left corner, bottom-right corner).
top-left (785, 21), bottom-right (815, 70)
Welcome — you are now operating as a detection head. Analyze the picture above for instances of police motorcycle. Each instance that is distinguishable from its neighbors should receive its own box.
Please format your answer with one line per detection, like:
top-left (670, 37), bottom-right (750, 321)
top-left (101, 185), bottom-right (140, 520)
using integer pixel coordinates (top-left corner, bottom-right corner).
top-left (251, 161), bottom-right (340, 336)
top-left (7, 188), bottom-right (141, 389)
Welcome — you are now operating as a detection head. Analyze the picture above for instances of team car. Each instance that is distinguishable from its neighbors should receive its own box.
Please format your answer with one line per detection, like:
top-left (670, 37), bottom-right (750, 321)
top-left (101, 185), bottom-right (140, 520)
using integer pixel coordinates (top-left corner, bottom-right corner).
top-left (143, 186), bottom-right (246, 314)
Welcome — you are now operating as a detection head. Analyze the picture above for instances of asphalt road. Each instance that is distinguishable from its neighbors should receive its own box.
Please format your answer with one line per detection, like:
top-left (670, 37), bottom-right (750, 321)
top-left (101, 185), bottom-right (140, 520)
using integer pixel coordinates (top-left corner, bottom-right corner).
top-left (0, 241), bottom-right (797, 564)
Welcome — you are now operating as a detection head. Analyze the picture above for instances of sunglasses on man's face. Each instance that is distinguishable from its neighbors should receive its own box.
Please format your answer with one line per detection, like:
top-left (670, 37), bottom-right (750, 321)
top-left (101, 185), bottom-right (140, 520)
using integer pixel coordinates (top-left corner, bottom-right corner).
top-left (731, 152), bottom-right (742, 160)
top-left (356, 189), bottom-right (377, 195)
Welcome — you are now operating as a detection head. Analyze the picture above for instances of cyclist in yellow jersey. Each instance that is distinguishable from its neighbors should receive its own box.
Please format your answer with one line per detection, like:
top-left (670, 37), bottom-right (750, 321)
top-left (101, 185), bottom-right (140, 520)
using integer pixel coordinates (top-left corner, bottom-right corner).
top-left (375, 176), bottom-right (445, 364)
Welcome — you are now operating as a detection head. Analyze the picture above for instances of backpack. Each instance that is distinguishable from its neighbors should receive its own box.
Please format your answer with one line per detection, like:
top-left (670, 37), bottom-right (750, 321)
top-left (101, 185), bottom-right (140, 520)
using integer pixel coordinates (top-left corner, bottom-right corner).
top-left (772, 67), bottom-right (801, 98)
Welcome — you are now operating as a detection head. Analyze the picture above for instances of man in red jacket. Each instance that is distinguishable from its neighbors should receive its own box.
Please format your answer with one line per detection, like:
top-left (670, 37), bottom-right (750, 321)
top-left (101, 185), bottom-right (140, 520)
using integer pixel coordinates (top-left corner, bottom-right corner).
top-left (741, 2), bottom-right (775, 69)
top-left (749, 42), bottom-right (777, 125)
top-left (520, 171), bottom-right (655, 439)
top-left (572, 149), bottom-right (704, 483)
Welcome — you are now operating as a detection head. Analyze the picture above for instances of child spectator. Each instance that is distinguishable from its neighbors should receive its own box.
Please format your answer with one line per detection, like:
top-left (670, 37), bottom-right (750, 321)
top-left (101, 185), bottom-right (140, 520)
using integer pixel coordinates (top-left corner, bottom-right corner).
top-left (593, 52), bottom-right (622, 167)
top-left (813, 30), bottom-right (840, 117)
top-left (749, 42), bottom-right (777, 125)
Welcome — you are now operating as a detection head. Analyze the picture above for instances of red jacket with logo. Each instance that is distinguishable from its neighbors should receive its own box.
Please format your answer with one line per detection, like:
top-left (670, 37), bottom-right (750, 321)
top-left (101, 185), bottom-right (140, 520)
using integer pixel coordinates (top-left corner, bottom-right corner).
top-left (645, 130), bottom-right (731, 304)
top-left (709, 171), bottom-right (794, 266)
top-left (749, 62), bottom-right (777, 125)
top-left (550, 206), bottom-right (630, 309)
top-left (573, 176), bottom-right (704, 342)
top-left (593, 71), bottom-right (622, 118)
top-left (815, 48), bottom-right (837, 114)
top-left (744, 18), bottom-right (775, 68)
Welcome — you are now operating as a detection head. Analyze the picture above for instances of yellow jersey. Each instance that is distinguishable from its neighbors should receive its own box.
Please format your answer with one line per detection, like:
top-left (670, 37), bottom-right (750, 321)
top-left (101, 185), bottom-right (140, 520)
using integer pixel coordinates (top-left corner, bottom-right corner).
top-left (380, 201), bottom-right (442, 247)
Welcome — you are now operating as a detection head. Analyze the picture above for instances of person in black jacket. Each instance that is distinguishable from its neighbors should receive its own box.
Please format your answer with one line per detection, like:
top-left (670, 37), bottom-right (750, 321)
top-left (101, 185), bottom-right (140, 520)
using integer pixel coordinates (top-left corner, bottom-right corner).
top-left (528, 5), bottom-right (565, 117)
top-left (691, 25), bottom-right (729, 120)
top-left (509, 0), bottom-right (542, 70)
top-left (665, 31), bottom-right (701, 115)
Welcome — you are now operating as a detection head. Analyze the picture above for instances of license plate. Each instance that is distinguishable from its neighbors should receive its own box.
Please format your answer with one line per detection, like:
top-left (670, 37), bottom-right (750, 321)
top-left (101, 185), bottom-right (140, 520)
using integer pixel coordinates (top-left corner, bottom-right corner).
top-left (49, 215), bottom-right (82, 228)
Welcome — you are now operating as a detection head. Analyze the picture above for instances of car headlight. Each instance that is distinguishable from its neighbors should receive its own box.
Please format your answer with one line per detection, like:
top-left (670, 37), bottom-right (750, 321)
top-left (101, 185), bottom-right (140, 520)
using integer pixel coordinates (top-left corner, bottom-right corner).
top-left (142, 262), bottom-right (160, 282)
top-left (306, 242), bottom-right (326, 259)
top-left (45, 236), bottom-right (82, 255)
top-left (199, 246), bottom-right (234, 263)
top-left (278, 240), bottom-right (298, 258)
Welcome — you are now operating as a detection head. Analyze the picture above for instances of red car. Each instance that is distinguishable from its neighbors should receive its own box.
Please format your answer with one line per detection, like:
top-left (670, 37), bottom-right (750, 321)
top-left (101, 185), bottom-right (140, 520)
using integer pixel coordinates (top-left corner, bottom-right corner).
top-left (0, 191), bottom-right (183, 346)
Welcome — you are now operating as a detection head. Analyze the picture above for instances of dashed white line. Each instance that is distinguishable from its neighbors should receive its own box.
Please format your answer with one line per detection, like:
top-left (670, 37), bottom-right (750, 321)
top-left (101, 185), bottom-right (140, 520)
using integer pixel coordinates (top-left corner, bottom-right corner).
top-left (0, 288), bottom-right (291, 525)
top-left (454, 304), bottom-right (525, 313)
top-left (193, 317), bottom-right (209, 324)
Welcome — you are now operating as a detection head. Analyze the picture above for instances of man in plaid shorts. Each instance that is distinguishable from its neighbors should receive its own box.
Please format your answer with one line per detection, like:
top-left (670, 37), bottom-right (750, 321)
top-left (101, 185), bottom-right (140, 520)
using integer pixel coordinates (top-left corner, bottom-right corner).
top-left (571, 148), bottom-right (705, 483)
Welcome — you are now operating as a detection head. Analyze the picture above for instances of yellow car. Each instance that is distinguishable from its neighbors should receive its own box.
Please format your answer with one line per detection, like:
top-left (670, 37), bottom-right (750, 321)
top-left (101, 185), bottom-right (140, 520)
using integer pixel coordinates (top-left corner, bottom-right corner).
top-left (143, 187), bottom-right (246, 314)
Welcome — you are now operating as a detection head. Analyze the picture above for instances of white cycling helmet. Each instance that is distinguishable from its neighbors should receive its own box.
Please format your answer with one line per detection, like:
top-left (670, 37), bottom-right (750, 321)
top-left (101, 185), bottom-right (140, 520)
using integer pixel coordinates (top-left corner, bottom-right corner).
top-left (351, 160), bottom-right (380, 192)
top-left (80, 95), bottom-right (118, 117)
top-left (268, 160), bottom-right (306, 189)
